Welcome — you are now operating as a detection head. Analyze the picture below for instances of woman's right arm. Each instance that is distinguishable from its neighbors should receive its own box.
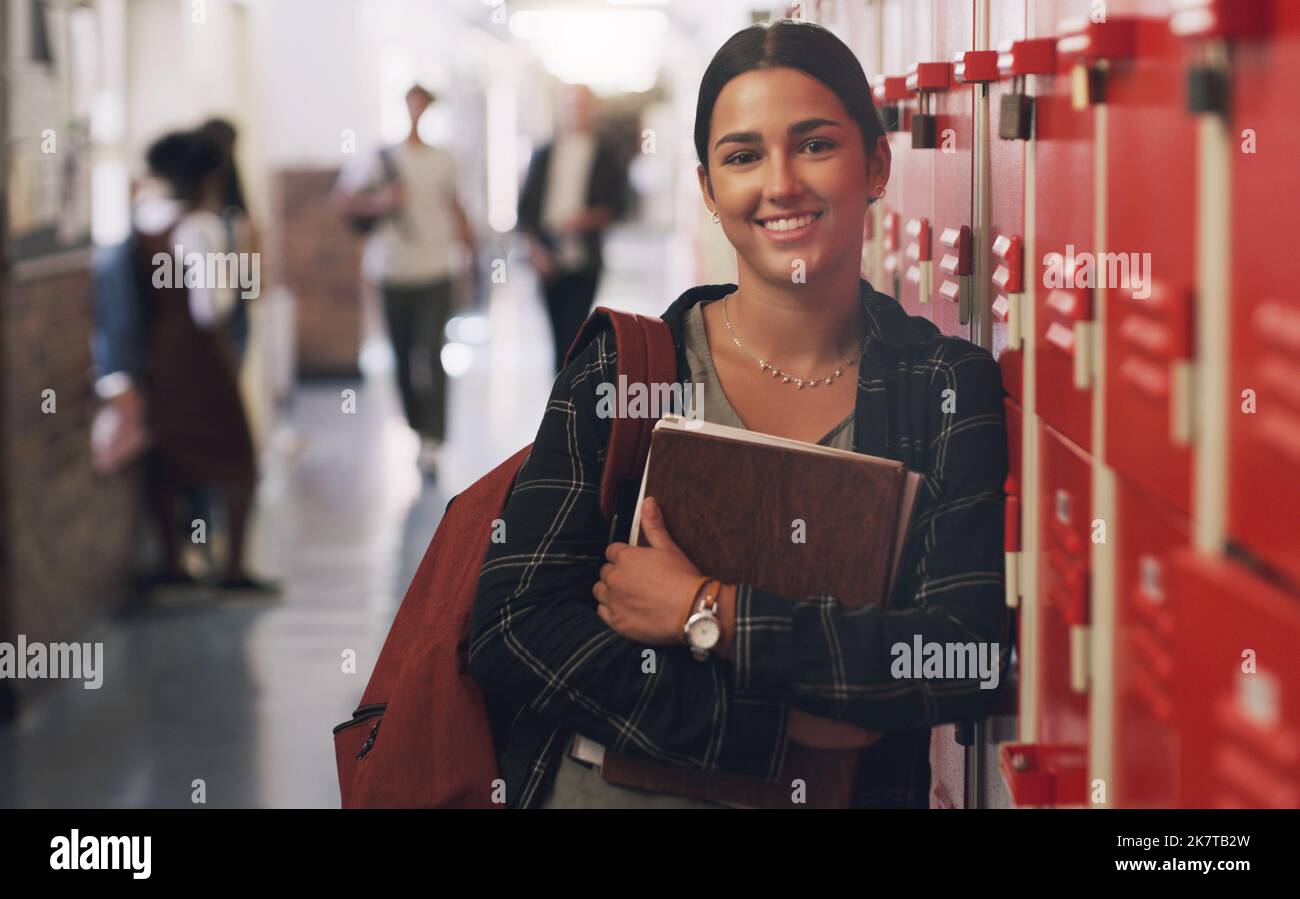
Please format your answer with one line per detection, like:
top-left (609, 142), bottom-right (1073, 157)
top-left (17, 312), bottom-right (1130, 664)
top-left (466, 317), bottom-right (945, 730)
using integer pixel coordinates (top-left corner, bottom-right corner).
top-left (467, 330), bottom-right (791, 781)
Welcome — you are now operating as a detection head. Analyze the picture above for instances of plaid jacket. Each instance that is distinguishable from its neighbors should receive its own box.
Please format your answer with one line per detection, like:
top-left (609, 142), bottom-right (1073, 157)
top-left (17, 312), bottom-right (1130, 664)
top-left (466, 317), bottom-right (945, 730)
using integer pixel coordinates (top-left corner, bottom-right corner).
top-left (467, 278), bottom-right (1010, 808)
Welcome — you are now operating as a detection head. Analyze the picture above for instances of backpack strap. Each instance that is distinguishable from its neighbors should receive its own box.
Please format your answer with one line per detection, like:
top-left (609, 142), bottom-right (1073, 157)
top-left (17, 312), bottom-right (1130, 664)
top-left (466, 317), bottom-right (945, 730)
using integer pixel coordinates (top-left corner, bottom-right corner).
top-left (562, 306), bottom-right (677, 522)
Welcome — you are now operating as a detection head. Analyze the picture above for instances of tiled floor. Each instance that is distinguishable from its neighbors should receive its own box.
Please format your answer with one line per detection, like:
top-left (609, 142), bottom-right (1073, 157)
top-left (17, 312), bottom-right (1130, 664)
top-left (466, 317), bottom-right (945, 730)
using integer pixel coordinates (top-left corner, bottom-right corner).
top-left (0, 227), bottom-right (675, 808)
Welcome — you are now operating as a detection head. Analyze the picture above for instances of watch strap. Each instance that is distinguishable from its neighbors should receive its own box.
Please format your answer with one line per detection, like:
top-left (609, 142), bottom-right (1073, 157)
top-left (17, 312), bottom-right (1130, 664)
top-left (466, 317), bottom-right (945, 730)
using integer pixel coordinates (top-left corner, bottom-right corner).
top-left (678, 575), bottom-right (715, 640)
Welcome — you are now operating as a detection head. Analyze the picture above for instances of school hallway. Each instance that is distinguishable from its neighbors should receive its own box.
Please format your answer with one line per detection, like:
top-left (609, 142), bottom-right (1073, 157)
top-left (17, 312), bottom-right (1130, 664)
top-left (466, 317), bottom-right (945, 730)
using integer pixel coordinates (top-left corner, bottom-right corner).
top-left (0, 228), bottom-right (671, 809)
top-left (7, 0), bottom-right (1295, 827)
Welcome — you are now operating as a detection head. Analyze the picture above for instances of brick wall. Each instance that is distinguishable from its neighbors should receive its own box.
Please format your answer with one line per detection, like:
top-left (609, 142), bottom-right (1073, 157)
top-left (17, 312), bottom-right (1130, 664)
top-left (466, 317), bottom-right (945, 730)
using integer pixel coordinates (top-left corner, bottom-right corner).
top-left (0, 264), bottom-right (141, 686)
top-left (273, 169), bottom-right (365, 377)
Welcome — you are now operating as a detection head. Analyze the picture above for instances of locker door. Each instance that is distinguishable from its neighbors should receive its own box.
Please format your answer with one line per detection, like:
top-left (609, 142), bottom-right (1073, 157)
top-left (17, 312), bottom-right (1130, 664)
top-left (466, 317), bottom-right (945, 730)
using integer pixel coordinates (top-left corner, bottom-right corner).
top-left (1225, 0), bottom-right (1300, 586)
top-left (851, 1), bottom-right (885, 286)
top-left (998, 419), bottom-right (1092, 807)
top-left (846, 1), bottom-right (884, 82)
top-left (1037, 421), bottom-right (1091, 769)
top-left (929, 3), bottom-right (977, 339)
top-left (1113, 476), bottom-right (1189, 807)
top-left (1005, 400), bottom-right (1025, 616)
top-left (1031, 15), bottom-right (1094, 448)
top-left (889, 0), bottom-right (935, 318)
top-left (876, 1), bottom-right (915, 312)
top-left (988, 2), bottom-right (1034, 403)
top-left (1104, 11), bottom-right (1196, 514)
top-left (873, 75), bottom-right (910, 302)
top-left (1003, 397), bottom-right (1025, 739)
top-left (1032, 5), bottom-right (1138, 451)
top-left (917, 1), bottom-right (978, 810)
top-left (1171, 552), bottom-right (1300, 808)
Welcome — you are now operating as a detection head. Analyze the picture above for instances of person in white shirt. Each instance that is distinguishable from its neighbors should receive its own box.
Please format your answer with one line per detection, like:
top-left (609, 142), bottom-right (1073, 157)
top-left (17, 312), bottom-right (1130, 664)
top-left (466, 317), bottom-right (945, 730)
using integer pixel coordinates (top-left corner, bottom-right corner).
top-left (134, 129), bottom-right (273, 595)
top-left (517, 84), bottom-right (630, 373)
top-left (334, 85), bottom-right (479, 474)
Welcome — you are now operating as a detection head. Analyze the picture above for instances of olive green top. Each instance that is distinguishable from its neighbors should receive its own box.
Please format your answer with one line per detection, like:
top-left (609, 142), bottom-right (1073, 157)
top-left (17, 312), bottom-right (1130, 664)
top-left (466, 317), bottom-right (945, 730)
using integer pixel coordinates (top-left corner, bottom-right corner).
top-left (683, 299), bottom-right (856, 449)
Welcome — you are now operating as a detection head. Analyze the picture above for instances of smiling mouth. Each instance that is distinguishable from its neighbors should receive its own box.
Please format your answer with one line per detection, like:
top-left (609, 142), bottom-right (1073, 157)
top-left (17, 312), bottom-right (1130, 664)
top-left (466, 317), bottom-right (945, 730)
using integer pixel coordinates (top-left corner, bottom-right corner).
top-left (754, 210), bottom-right (825, 232)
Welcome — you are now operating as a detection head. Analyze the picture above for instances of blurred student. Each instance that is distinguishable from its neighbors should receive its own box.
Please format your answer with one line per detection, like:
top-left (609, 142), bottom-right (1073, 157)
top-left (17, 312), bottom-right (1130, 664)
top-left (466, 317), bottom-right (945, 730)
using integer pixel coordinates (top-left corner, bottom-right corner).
top-left (198, 117), bottom-right (257, 365)
top-left (333, 85), bottom-right (479, 475)
top-left (90, 206), bottom-right (151, 478)
top-left (135, 129), bottom-right (274, 594)
top-left (516, 83), bottom-right (629, 374)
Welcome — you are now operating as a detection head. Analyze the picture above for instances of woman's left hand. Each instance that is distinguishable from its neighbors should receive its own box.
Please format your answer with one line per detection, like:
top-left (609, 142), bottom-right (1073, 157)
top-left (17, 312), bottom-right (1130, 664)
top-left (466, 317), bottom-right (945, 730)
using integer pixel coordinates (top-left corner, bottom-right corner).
top-left (594, 497), bottom-right (704, 645)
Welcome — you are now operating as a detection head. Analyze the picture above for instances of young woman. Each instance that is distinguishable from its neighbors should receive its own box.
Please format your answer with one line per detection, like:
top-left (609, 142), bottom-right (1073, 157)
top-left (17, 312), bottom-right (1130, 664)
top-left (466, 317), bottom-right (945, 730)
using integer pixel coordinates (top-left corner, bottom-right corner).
top-left (135, 130), bottom-right (273, 594)
top-left (469, 19), bottom-right (1009, 808)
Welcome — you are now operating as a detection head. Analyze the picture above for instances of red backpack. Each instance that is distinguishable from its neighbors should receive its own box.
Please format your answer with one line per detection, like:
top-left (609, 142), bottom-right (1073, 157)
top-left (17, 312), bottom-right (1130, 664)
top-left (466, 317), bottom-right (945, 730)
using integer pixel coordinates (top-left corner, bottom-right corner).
top-left (333, 307), bottom-right (677, 808)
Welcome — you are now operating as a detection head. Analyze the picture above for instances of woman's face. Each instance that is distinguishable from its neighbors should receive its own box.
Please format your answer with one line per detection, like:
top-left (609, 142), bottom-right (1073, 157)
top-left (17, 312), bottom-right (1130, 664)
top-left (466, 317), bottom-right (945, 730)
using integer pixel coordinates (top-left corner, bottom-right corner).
top-left (698, 67), bottom-right (889, 286)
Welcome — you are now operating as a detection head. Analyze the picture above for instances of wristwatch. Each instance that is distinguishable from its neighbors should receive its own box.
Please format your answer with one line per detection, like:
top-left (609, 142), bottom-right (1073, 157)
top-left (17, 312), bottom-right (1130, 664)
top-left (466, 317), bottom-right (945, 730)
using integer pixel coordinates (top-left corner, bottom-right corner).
top-left (683, 580), bottom-right (722, 661)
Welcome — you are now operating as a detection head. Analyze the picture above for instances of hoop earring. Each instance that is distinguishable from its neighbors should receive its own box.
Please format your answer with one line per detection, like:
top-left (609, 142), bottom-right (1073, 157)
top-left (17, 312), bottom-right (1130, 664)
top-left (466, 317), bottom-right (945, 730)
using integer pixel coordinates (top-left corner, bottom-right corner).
top-left (709, 208), bottom-right (720, 223)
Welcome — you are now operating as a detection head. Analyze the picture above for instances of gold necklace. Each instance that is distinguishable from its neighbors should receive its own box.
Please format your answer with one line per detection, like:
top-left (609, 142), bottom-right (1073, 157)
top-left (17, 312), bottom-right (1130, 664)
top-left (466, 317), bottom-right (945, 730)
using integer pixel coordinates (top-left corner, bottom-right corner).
top-left (722, 294), bottom-right (864, 390)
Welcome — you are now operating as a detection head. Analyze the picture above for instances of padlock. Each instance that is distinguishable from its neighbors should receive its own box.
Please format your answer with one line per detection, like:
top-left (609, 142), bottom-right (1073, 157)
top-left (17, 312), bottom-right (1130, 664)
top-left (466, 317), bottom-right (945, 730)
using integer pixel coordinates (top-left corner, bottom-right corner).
top-left (880, 103), bottom-right (902, 132)
top-left (911, 112), bottom-right (937, 149)
top-left (999, 92), bottom-right (1035, 140)
top-left (1186, 64), bottom-right (1227, 114)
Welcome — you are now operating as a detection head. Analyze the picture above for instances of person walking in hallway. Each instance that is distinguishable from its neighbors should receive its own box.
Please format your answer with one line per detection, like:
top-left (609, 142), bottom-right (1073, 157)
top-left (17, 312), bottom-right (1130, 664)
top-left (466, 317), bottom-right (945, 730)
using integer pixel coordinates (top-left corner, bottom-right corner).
top-left (334, 84), bottom-right (479, 476)
top-left (516, 83), bottom-right (629, 374)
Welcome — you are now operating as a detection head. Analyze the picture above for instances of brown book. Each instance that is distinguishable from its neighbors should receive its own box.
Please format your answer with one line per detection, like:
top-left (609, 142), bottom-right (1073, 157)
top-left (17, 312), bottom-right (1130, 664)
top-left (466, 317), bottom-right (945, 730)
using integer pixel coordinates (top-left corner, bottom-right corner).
top-left (598, 416), bottom-right (920, 808)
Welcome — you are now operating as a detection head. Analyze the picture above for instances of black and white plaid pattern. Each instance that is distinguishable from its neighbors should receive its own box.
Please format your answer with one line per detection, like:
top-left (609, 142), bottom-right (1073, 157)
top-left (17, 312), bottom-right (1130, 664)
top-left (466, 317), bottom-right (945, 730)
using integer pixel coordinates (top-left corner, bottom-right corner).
top-left (468, 279), bottom-right (1010, 808)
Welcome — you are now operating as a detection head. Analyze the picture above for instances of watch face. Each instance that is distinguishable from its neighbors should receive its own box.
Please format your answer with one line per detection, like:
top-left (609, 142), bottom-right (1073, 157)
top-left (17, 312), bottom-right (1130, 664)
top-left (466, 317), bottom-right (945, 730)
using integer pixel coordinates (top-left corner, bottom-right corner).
top-left (688, 616), bottom-right (720, 650)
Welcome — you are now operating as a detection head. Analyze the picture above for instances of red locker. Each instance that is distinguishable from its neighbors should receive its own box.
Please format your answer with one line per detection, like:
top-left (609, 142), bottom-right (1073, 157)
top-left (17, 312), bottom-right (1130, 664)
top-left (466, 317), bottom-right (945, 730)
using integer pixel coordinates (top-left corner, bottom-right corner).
top-left (928, 3), bottom-right (976, 339)
top-left (1032, 6), bottom-right (1095, 450)
top-left (873, 5), bottom-right (909, 307)
top-left (870, 73), bottom-right (910, 293)
top-left (1171, 551), bottom-right (1300, 808)
top-left (878, 199), bottom-right (904, 300)
top-left (1113, 476), bottom-right (1189, 808)
top-left (854, 2), bottom-right (879, 286)
top-left (1035, 421), bottom-right (1092, 797)
top-left (884, 0), bottom-right (934, 318)
top-left (1002, 420), bottom-right (1091, 807)
top-left (1104, 12), bottom-right (1196, 514)
top-left (991, 230), bottom-right (1026, 400)
top-left (1032, 6), bottom-right (1138, 451)
top-left (1002, 398), bottom-right (1024, 722)
top-left (1223, 0), bottom-right (1300, 587)
top-left (1005, 398), bottom-right (1025, 615)
top-left (988, 1), bottom-right (1032, 403)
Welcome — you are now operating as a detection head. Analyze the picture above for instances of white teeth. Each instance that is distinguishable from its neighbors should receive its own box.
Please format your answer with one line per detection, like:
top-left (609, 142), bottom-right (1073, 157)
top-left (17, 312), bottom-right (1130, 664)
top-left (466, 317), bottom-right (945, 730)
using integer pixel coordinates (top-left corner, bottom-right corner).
top-left (761, 212), bottom-right (819, 232)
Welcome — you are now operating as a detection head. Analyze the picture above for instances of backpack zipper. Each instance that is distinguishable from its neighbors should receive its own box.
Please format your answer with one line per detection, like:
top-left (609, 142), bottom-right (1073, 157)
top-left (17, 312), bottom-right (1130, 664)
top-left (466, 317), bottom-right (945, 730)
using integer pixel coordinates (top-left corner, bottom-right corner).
top-left (356, 717), bottom-right (382, 761)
